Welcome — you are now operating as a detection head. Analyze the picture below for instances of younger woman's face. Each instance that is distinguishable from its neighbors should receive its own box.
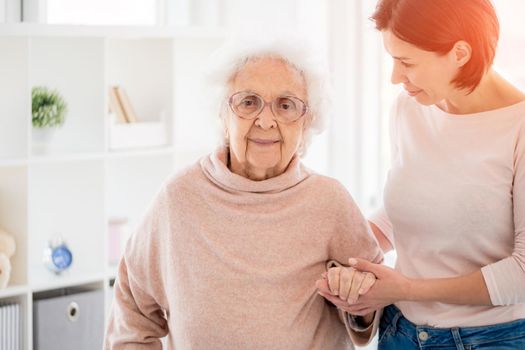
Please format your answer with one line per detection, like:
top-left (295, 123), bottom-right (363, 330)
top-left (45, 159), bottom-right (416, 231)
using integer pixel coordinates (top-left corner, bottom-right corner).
top-left (382, 30), bottom-right (462, 105)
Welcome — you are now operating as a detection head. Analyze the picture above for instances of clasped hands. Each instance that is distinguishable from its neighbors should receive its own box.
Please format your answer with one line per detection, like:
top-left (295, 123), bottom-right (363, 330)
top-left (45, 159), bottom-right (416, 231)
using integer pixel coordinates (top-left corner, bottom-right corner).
top-left (315, 258), bottom-right (410, 317)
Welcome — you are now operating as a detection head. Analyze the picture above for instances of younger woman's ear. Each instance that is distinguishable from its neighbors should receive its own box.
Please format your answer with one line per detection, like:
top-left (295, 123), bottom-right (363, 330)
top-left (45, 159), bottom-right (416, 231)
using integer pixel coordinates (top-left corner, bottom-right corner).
top-left (453, 40), bottom-right (472, 67)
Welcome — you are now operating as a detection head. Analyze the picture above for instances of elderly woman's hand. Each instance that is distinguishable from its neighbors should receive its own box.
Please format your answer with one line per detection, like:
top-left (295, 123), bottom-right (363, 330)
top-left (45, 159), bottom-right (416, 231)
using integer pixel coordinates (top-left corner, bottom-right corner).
top-left (329, 266), bottom-right (376, 303)
top-left (316, 257), bottom-right (413, 316)
top-left (315, 265), bottom-right (376, 314)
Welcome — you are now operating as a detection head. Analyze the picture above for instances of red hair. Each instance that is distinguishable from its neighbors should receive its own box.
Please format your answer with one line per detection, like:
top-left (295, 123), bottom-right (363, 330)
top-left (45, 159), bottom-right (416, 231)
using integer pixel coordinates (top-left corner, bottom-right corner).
top-left (371, 0), bottom-right (499, 93)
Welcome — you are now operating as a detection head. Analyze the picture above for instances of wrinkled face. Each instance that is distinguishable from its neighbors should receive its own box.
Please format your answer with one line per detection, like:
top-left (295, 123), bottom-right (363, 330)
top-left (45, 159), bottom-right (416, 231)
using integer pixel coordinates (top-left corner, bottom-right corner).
top-left (382, 30), bottom-right (461, 105)
top-left (224, 57), bottom-right (309, 180)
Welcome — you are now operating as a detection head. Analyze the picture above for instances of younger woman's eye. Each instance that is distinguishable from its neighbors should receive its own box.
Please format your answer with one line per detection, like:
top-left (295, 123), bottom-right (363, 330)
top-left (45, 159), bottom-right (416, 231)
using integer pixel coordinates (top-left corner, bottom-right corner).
top-left (401, 61), bottom-right (414, 68)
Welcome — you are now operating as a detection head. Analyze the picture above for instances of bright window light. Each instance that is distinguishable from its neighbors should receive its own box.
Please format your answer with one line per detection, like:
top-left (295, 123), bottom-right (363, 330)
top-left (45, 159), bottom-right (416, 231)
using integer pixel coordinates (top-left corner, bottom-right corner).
top-left (493, 0), bottom-right (525, 89)
top-left (46, 0), bottom-right (157, 25)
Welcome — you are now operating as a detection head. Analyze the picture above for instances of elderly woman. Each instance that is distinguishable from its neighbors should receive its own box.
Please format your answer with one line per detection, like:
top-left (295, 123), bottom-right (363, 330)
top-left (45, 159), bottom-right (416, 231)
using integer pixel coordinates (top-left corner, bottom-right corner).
top-left (104, 40), bottom-right (383, 350)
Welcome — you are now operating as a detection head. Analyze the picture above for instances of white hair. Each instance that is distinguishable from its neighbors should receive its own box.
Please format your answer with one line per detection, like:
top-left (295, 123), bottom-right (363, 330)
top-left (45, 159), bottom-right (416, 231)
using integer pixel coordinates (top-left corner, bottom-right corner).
top-left (205, 34), bottom-right (332, 155)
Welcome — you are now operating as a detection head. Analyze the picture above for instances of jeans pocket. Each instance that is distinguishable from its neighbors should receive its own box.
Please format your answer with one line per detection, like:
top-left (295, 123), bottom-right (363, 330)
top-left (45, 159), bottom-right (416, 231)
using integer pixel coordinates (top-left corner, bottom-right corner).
top-left (378, 318), bottom-right (395, 345)
top-left (377, 330), bottom-right (392, 346)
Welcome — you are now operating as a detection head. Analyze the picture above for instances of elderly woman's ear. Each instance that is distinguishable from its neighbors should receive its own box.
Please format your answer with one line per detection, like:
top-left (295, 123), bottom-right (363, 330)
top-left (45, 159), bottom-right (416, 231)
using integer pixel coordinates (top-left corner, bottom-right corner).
top-left (219, 102), bottom-right (230, 144)
top-left (222, 118), bottom-right (229, 144)
top-left (298, 111), bottom-right (313, 155)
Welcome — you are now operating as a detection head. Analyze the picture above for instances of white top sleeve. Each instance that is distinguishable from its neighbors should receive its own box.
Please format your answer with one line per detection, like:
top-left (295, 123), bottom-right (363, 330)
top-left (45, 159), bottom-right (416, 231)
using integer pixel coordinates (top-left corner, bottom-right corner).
top-left (481, 120), bottom-right (525, 306)
top-left (369, 207), bottom-right (395, 249)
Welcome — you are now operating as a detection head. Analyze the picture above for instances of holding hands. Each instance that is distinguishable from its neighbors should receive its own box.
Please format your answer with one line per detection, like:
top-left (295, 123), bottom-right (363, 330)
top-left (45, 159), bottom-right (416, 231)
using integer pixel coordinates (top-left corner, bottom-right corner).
top-left (316, 258), bottom-right (412, 316)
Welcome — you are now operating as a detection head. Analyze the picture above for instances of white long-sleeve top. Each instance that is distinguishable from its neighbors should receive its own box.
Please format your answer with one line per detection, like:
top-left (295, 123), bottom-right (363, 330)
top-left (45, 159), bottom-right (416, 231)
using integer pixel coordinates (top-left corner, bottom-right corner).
top-left (371, 92), bottom-right (525, 327)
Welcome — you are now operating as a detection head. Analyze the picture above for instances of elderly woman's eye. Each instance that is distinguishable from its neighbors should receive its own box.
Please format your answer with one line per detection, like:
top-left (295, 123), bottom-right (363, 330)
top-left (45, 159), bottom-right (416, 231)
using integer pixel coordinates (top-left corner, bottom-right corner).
top-left (278, 98), bottom-right (297, 111)
top-left (238, 96), bottom-right (259, 110)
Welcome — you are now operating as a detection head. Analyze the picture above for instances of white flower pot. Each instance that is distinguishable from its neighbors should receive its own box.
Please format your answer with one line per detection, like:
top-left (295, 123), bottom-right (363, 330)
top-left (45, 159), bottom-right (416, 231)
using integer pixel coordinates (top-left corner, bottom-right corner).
top-left (32, 127), bottom-right (56, 155)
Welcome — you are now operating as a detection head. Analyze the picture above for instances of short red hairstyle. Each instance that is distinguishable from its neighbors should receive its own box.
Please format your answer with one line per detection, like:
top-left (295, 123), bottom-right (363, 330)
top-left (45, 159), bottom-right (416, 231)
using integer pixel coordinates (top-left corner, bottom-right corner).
top-left (371, 0), bottom-right (499, 93)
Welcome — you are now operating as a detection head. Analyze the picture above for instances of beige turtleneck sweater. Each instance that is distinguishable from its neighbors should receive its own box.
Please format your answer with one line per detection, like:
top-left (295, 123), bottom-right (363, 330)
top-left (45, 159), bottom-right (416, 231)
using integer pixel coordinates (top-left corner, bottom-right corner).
top-left (104, 147), bottom-right (383, 349)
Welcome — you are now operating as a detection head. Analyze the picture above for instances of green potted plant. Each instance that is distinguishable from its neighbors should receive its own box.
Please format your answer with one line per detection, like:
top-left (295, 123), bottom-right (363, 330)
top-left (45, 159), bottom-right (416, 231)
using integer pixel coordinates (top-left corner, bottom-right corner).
top-left (31, 86), bottom-right (68, 153)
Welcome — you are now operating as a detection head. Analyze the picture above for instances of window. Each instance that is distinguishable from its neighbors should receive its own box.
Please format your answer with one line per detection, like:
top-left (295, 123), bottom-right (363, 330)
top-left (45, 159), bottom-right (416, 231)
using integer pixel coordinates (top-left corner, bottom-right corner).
top-left (493, 0), bottom-right (525, 90)
top-left (46, 0), bottom-right (158, 25)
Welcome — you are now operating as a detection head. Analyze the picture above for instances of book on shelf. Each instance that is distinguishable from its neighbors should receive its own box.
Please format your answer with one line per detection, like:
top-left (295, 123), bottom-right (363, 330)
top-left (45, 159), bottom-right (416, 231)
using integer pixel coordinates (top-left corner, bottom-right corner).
top-left (115, 86), bottom-right (138, 123)
top-left (108, 86), bottom-right (129, 123)
top-left (0, 301), bottom-right (20, 349)
top-left (108, 86), bottom-right (139, 123)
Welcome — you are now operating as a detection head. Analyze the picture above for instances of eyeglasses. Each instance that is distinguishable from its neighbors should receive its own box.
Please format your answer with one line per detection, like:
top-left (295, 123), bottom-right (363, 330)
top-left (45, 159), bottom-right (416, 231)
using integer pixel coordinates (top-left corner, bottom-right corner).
top-left (228, 91), bottom-right (308, 123)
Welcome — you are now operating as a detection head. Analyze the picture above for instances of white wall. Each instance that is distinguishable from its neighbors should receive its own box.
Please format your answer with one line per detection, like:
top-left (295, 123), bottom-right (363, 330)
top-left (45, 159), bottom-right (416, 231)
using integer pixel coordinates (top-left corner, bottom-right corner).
top-left (219, 0), bottom-right (386, 213)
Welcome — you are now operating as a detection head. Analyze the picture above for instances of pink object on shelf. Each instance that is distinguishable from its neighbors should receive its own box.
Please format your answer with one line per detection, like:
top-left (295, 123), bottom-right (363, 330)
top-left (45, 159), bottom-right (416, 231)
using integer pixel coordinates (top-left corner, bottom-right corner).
top-left (108, 218), bottom-right (129, 265)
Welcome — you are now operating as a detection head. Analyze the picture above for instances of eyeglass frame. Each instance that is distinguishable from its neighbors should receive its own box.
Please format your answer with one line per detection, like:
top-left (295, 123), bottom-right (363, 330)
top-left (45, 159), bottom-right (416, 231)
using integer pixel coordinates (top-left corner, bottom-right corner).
top-left (227, 91), bottom-right (309, 123)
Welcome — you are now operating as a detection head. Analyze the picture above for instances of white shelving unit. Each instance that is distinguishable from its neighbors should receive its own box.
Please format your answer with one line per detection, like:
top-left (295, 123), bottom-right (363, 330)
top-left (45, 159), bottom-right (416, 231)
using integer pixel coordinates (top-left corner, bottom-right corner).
top-left (0, 23), bottom-right (224, 349)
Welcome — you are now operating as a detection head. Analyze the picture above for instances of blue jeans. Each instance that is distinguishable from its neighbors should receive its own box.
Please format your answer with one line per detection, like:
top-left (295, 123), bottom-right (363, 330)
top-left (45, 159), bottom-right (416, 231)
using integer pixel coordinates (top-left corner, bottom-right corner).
top-left (378, 305), bottom-right (525, 350)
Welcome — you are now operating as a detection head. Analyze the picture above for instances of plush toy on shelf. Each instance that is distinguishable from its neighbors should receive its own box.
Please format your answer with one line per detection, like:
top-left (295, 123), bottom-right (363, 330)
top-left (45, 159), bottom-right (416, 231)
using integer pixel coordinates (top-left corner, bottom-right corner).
top-left (0, 228), bottom-right (16, 290)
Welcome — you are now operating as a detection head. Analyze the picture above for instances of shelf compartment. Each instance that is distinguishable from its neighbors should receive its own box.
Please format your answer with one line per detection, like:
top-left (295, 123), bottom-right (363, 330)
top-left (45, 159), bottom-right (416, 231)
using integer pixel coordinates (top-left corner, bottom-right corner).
top-left (28, 160), bottom-right (105, 288)
top-left (0, 37), bottom-right (30, 159)
top-left (33, 286), bottom-right (104, 350)
top-left (105, 154), bottom-right (173, 266)
top-left (106, 38), bottom-right (174, 150)
top-left (0, 166), bottom-right (29, 288)
top-left (29, 37), bottom-right (105, 156)
top-left (0, 294), bottom-right (28, 350)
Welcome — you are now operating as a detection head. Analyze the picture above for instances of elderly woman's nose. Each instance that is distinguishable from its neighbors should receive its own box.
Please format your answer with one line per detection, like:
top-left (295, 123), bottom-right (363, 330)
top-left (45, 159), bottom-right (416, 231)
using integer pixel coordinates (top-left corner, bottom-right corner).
top-left (254, 106), bottom-right (277, 129)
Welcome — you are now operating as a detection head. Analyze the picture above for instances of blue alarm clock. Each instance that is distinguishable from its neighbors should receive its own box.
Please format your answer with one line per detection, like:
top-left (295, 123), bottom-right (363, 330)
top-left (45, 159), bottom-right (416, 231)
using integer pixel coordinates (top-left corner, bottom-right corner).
top-left (43, 238), bottom-right (73, 274)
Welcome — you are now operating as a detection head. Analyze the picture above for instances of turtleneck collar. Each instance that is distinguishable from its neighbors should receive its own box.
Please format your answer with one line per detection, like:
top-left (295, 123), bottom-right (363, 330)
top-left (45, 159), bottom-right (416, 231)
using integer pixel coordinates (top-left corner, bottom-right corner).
top-left (200, 146), bottom-right (311, 194)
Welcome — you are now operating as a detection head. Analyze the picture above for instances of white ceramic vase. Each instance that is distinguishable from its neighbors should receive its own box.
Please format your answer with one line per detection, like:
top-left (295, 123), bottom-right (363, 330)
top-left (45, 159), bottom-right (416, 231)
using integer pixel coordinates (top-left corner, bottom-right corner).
top-left (32, 127), bottom-right (56, 155)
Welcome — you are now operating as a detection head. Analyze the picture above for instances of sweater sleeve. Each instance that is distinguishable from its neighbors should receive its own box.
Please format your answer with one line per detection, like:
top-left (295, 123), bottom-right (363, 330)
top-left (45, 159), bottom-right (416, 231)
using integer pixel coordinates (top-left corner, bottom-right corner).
top-left (326, 184), bottom-right (383, 346)
top-left (104, 257), bottom-right (168, 349)
top-left (328, 191), bottom-right (384, 267)
top-left (481, 120), bottom-right (525, 306)
top-left (104, 188), bottom-right (170, 349)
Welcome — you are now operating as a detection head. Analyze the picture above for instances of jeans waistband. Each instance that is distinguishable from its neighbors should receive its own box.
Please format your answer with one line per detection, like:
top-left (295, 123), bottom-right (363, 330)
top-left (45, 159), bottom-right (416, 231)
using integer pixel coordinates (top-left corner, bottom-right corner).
top-left (382, 304), bottom-right (525, 347)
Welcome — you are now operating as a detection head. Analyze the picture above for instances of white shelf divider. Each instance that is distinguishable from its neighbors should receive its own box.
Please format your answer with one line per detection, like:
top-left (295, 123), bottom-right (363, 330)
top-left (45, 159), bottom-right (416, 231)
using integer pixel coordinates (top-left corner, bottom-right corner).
top-left (0, 285), bottom-right (29, 299)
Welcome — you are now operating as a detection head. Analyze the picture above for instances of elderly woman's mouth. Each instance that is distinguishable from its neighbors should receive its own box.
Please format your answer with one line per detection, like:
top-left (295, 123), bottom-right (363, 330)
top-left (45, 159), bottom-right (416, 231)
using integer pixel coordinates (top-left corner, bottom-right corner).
top-left (249, 138), bottom-right (280, 146)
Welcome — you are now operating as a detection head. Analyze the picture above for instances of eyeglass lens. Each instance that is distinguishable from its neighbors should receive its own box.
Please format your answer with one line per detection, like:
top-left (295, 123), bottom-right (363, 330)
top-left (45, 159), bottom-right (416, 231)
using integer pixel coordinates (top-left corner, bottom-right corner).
top-left (229, 92), bottom-right (306, 122)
